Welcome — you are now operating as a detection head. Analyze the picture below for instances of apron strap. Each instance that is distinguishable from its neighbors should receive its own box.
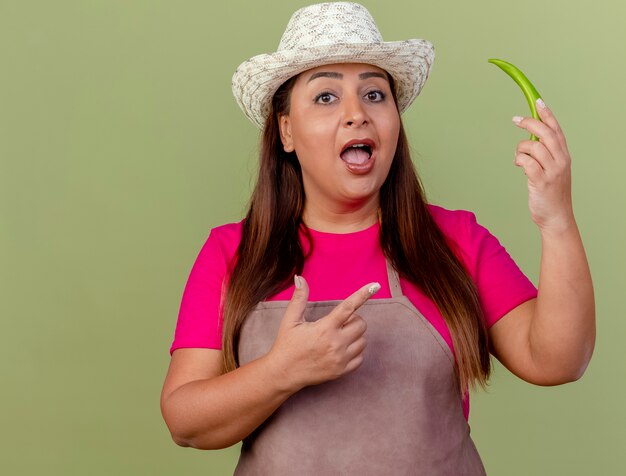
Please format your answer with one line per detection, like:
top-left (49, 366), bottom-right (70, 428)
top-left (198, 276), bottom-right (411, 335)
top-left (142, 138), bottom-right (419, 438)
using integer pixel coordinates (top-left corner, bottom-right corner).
top-left (385, 259), bottom-right (403, 298)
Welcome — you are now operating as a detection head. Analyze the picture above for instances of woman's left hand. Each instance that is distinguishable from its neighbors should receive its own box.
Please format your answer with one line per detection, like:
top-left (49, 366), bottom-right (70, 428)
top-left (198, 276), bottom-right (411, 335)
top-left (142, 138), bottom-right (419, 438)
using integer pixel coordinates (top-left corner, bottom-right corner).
top-left (491, 100), bottom-right (595, 385)
top-left (512, 99), bottom-right (575, 234)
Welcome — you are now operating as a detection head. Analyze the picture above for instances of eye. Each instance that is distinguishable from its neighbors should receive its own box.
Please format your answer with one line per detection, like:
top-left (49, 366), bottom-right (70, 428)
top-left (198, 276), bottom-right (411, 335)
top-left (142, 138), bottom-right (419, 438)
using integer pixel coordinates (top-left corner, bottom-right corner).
top-left (314, 92), bottom-right (337, 104)
top-left (365, 90), bottom-right (386, 102)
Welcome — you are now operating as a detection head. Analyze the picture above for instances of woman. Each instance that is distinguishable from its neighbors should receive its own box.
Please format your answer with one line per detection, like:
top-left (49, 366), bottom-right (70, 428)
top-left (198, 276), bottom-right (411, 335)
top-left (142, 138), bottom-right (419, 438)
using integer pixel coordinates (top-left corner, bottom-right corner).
top-left (160, 3), bottom-right (595, 474)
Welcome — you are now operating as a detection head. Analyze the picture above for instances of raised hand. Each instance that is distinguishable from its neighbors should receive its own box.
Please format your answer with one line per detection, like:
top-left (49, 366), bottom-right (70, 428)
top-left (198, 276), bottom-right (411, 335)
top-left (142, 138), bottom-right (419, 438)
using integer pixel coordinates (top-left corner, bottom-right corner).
top-left (266, 275), bottom-right (381, 393)
top-left (512, 98), bottom-right (575, 235)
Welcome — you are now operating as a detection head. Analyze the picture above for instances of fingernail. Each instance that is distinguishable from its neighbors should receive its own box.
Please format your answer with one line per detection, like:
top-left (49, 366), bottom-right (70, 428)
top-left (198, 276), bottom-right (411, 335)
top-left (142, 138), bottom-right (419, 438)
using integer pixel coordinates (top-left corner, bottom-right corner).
top-left (512, 116), bottom-right (523, 125)
top-left (536, 98), bottom-right (546, 109)
top-left (368, 283), bottom-right (381, 295)
top-left (294, 275), bottom-right (301, 289)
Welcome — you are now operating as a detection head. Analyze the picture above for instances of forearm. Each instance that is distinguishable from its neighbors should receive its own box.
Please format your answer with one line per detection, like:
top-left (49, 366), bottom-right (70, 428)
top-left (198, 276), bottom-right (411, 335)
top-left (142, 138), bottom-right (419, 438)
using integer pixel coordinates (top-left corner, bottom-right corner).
top-left (529, 219), bottom-right (596, 381)
top-left (162, 354), bottom-right (296, 450)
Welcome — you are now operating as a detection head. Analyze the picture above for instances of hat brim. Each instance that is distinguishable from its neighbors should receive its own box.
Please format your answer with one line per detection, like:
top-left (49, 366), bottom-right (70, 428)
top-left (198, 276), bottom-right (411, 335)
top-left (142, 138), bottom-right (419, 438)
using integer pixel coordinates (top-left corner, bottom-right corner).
top-left (232, 39), bottom-right (435, 128)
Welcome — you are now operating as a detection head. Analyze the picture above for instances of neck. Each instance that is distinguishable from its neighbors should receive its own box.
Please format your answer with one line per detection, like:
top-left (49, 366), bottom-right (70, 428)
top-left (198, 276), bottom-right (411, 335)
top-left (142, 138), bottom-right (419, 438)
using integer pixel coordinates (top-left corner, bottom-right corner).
top-left (302, 194), bottom-right (380, 233)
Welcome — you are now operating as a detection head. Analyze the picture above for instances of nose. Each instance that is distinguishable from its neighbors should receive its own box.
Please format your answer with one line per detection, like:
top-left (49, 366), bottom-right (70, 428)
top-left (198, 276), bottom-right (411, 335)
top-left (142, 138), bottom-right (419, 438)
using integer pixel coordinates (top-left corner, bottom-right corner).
top-left (342, 93), bottom-right (369, 127)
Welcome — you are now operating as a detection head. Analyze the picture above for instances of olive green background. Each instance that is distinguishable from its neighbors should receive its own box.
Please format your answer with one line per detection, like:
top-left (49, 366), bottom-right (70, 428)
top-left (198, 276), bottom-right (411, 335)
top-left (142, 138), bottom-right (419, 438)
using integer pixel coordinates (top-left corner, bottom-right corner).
top-left (1, 0), bottom-right (624, 474)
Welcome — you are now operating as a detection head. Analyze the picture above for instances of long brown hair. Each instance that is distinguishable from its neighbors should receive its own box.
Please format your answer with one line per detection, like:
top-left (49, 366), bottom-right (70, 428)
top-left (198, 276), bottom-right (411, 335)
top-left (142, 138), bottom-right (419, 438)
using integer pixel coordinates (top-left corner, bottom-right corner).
top-left (221, 74), bottom-right (491, 395)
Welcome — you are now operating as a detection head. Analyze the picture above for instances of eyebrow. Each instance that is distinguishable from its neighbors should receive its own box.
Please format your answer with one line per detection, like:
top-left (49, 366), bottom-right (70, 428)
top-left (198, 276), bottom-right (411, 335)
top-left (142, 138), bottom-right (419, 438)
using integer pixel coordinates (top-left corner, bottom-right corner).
top-left (306, 71), bottom-right (389, 83)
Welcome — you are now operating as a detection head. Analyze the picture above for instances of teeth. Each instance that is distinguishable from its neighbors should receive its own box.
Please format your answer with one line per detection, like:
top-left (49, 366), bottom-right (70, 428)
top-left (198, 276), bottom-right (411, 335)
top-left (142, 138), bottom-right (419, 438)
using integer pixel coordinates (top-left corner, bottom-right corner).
top-left (341, 142), bottom-right (373, 157)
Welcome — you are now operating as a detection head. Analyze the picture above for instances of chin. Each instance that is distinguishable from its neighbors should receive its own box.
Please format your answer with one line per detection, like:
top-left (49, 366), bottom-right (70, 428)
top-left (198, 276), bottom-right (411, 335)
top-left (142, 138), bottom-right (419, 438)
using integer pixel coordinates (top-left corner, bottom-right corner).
top-left (338, 183), bottom-right (382, 203)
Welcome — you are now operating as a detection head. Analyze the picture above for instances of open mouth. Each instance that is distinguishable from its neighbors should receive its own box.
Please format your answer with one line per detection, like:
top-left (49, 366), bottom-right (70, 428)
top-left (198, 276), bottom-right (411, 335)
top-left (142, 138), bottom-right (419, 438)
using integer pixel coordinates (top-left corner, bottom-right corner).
top-left (340, 143), bottom-right (373, 165)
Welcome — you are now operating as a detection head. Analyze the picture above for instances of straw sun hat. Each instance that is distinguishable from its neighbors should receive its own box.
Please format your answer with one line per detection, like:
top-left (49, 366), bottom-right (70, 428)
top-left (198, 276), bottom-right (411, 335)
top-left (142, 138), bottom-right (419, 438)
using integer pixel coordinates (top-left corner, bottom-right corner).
top-left (231, 2), bottom-right (435, 128)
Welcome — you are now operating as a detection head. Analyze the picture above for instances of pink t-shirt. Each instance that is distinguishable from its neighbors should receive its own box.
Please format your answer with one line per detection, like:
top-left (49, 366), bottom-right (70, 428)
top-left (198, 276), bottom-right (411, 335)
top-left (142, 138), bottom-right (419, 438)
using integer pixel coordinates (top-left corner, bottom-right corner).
top-left (169, 204), bottom-right (538, 419)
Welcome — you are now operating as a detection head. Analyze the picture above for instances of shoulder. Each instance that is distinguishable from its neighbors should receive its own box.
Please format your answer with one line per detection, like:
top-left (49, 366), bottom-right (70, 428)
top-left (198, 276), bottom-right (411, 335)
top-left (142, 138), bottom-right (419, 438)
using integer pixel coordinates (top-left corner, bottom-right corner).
top-left (426, 203), bottom-right (479, 243)
top-left (209, 220), bottom-right (244, 246)
top-left (426, 203), bottom-right (496, 269)
top-left (427, 204), bottom-right (537, 326)
top-left (196, 220), bottom-right (245, 268)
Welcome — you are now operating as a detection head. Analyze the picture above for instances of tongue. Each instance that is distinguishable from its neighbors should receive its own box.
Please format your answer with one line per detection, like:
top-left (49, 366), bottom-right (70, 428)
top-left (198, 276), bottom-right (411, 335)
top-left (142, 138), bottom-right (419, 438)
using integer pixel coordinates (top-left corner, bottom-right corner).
top-left (340, 148), bottom-right (370, 165)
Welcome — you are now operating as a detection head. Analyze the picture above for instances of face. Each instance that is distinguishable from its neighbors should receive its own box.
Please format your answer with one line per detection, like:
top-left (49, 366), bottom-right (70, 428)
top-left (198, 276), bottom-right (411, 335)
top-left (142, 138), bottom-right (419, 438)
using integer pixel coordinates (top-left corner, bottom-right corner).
top-left (278, 63), bottom-right (400, 210)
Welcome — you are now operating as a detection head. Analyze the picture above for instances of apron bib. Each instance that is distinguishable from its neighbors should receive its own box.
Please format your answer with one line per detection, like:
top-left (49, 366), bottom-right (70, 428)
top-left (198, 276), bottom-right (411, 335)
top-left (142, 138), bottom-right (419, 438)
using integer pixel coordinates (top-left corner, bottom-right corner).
top-left (234, 261), bottom-right (486, 475)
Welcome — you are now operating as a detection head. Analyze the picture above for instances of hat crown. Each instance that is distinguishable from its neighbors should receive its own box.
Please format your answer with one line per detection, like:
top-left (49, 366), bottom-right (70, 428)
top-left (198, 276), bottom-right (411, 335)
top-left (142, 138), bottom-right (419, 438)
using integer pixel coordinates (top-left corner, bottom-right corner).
top-left (278, 2), bottom-right (383, 51)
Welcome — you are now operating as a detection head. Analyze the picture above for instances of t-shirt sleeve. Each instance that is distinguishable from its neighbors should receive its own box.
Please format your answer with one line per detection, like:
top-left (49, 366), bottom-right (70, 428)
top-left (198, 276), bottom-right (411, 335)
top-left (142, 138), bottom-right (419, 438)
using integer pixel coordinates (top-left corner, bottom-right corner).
top-left (454, 210), bottom-right (538, 328)
top-left (168, 228), bottom-right (229, 355)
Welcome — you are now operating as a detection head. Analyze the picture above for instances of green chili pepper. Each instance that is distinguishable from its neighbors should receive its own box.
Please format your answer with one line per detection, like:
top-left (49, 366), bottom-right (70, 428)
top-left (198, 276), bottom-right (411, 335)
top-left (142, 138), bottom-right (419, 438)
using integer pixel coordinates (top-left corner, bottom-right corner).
top-left (488, 58), bottom-right (542, 141)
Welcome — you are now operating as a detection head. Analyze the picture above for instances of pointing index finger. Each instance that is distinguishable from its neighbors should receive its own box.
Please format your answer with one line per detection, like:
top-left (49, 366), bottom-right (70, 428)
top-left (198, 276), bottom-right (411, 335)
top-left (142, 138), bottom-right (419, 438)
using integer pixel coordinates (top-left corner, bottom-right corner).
top-left (328, 282), bottom-right (381, 328)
